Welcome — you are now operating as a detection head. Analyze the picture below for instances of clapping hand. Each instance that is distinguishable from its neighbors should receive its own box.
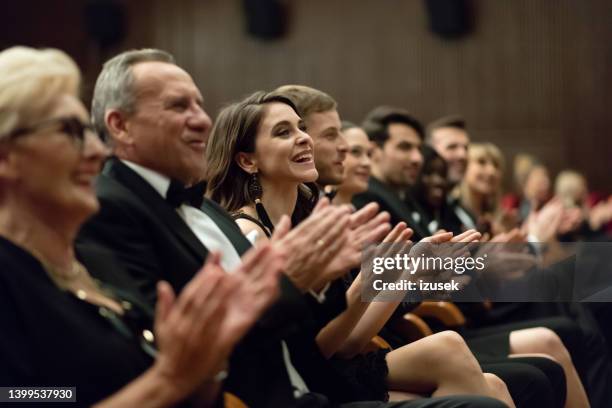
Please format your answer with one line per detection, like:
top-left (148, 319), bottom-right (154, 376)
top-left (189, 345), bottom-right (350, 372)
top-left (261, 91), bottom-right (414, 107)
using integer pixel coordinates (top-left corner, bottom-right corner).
top-left (270, 199), bottom-right (353, 291)
top-left (151, 246), bottom-right (283, 400)
top-left (152, 253), bottom-right (234, 398)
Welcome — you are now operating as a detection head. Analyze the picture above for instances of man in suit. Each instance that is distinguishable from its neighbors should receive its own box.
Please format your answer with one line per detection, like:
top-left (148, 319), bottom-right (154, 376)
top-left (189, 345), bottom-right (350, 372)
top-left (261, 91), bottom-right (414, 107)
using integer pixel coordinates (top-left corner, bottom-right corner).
top-left (425, 116), bottom-right (470, 191)
top-left (77, 49), bottom-right (509, 408)
top-left (351, 106), bottom-right (430, 241)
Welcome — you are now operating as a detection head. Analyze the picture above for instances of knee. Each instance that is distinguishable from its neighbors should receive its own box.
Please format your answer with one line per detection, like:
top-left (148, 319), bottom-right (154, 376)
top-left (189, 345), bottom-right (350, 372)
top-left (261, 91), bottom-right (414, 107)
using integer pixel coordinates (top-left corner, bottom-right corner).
top-left (483, 373), bottom-right (514, 407)
top-left (483, 373), bottom-right (509, 396)
top-left (534, 328), bottom-right (572, 363)
top-left (431, 331), bottom-right (481, 373)
top-left (433, 330), bottom-right (470, 351)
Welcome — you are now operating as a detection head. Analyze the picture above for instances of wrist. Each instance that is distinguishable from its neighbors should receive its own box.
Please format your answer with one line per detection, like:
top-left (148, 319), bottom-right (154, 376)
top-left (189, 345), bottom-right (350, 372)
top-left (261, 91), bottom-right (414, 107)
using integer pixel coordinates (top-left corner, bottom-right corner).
top-left (283, 268), bottom-right (316, 293)
top-left (142, 364), bottom-right (188, 406)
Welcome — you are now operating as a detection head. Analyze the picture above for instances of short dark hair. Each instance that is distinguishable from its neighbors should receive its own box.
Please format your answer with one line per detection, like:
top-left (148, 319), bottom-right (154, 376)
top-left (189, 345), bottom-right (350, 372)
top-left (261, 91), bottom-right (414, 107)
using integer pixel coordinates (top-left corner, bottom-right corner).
top-left (425, 114), bottom-right (466, 144)
top-left (361, 106), bottom-right (424, 148)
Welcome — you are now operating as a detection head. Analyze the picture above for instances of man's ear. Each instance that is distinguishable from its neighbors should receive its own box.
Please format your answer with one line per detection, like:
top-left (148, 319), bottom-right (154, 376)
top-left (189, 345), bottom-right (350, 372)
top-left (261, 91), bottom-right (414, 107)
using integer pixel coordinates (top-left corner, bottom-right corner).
top-left (235, 152), bottom-right (258, 174)
top-left (105, 110), bottom-right (132, 145)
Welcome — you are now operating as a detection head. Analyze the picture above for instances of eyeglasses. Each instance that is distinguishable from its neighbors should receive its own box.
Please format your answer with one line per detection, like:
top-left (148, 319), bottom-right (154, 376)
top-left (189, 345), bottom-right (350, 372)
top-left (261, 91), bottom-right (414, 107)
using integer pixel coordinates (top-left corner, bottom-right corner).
top-left (5, 116), bottom-right (97, 149)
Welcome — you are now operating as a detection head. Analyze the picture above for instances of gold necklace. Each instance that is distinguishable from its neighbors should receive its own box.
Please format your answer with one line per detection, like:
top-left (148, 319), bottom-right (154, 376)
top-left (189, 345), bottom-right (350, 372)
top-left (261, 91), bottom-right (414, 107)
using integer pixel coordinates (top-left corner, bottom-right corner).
top-left (26, 246), bottom-right (127, 314)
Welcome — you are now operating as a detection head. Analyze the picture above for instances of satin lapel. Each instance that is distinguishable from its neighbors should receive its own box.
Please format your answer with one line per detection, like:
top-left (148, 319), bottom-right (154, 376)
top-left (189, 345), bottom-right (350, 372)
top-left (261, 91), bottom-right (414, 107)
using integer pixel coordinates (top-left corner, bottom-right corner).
top-left (200, 199), bottom-right (252, 256)
top-left (368, 177), bottom-right (429, 238)
top-left (368, 177), bottom-right (415, 222)
top-left (103, 158), bottom-right (208, 262)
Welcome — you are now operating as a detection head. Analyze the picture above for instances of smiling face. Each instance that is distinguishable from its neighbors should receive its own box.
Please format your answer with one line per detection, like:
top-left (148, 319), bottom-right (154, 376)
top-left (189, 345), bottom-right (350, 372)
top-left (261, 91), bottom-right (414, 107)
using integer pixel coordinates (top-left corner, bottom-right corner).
top-left (120, 61), bottom-right (212, 185)
top-left (337, 127), bottom-right (372, 196)
top-left (1, 94), bottom-right (108, 222)
top-left (375, 123), bottom-right (423, 188)
top-left (429, 126), bottom-right (469, 185)
top-left (465, 150), bottom-right (502, 196)
top-left (249, 102), bottom-right (318, 184)
top-left (305, 109), bottom-right (348, 186)
top-left (421, 155), bottom-right (448, 209)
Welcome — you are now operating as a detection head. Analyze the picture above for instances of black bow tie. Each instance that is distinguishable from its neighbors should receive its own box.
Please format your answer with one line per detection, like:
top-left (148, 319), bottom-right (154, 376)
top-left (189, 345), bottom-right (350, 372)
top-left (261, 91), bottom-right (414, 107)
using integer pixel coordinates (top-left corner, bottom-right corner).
top-left (324, 189), bottom-right (337, 201)
top-left (166, 180), bottom-right (206, 208)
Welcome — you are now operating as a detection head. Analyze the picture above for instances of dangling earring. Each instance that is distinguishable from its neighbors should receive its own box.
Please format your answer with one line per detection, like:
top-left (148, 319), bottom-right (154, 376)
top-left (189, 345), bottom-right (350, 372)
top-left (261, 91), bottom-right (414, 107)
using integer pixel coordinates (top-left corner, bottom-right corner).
top-left (248, 172), bottom-right (274, 233)
top-left (248, 172), bottom-right (263, 203)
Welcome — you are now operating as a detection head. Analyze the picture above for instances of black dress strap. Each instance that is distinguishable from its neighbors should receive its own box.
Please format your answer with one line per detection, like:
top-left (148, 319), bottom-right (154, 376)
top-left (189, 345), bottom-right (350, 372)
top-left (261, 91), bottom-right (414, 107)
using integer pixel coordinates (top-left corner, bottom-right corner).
top-left (233, 212), bottom-right (273, 238)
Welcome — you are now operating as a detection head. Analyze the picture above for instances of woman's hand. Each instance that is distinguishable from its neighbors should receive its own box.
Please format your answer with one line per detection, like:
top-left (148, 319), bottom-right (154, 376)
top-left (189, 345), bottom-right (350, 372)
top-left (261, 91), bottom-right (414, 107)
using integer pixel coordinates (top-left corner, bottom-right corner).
top-left (152, 253), bottom-right (235, 398)
top-left (271, 203), bottom-right (354, 291)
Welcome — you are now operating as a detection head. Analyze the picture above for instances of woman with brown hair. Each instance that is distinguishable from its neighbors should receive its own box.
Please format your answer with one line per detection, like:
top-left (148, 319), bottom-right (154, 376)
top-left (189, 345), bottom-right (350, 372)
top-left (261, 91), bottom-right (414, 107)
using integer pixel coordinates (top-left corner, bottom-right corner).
top-left (205, 90), bottom-right (516, 407)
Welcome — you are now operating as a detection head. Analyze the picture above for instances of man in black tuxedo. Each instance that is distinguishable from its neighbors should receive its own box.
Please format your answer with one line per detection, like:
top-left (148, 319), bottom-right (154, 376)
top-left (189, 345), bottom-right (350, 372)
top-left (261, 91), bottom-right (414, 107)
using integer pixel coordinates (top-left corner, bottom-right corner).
top-left (77, 49), bottom-right (508, 408)
top-left (352, 106), bottom-right (430, 241)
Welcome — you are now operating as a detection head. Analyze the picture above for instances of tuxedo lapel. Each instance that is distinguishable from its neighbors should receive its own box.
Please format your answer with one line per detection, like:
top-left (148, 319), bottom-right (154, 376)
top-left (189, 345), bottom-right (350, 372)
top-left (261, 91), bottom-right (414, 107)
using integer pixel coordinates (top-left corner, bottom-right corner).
top-left (369, 177), bottom-right (413, 221)
top-left (368, 177), bottom-right (429, 239)
top-left (103, 158), bottom-right (208, 263)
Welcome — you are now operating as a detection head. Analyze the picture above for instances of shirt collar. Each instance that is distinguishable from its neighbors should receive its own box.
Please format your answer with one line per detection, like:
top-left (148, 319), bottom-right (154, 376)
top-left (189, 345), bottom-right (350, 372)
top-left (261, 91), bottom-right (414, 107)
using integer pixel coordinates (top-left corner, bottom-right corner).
top-left (121, 160), bottom-right (171, 199)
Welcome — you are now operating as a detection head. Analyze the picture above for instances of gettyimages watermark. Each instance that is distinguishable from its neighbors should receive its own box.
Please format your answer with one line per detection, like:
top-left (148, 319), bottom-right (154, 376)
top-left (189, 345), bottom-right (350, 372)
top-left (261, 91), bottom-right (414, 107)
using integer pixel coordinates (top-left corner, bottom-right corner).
top-left (359, 242), bottom-right (612, 302)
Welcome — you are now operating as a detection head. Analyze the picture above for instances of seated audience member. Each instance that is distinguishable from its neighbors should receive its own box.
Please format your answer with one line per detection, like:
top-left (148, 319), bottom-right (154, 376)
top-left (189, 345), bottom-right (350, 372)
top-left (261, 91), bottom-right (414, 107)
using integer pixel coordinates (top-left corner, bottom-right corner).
top-left (554, 170), bottom-right (612, 241)
top-left (500, 153), bottom-right (538, 213)
top-left (413, 144), bottom-right (466, 235)
top-left (0, 46), bottom-right (282, 407)
top-left (331, 122), bottom-right (374, 206)
top-left (459, 142), bottom-right (508, 235)
top-left (76, 48), bottom-right (507, 408)
top-left (351, 106), bottom-right (430, 240)
top-left (519, 162), bottom-right (552, 223)
top-left (425, 115), bottom-right (476, 229)
top-left (425, 115), bottom-right (469, 192)
top-left (205, 89), bottom-right (516, 407)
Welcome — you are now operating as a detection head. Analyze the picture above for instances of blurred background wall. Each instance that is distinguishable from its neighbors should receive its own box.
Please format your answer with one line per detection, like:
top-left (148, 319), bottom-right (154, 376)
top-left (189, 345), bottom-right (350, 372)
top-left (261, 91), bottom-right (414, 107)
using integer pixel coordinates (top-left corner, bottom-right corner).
top-left (1, 0), bottom-right (610, 191)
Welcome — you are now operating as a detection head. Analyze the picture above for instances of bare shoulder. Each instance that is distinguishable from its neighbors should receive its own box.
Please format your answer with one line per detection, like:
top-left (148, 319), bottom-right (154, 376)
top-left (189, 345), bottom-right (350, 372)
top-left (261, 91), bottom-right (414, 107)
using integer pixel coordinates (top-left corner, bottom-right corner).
top-left (234, 211), bottom-right (271, 244)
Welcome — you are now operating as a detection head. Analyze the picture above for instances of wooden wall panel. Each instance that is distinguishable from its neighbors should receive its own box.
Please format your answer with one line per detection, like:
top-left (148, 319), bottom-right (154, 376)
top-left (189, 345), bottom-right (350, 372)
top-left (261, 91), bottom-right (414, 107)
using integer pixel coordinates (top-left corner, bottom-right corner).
top-left (139, 0), bottom-right (610, 190)
top-left (3, 0), bottom-right (610, 190)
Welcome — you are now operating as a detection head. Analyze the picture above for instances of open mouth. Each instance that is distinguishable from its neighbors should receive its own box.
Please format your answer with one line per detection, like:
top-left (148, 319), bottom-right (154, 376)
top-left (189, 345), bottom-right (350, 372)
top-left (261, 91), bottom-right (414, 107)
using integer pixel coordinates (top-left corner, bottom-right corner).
top-left (292, 151), bottom-right (313, 163)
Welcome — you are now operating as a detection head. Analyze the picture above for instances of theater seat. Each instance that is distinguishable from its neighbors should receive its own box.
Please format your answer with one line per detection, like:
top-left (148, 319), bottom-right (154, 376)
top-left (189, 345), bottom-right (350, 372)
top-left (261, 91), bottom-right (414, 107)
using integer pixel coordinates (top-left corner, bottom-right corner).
top-left (362, 335), bottom-right (393, 353)
top-left (225, 392), bottom-right (248, 408)
top-left (391, 312), bottom-right (434, 343)
top-left (412, 301), bottom-right (466, 327)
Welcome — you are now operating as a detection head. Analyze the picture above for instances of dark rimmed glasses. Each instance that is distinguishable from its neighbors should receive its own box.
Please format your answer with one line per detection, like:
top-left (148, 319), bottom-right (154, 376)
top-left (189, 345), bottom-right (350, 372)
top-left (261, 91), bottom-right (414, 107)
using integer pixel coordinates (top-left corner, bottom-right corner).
top-left (4, 116), bottom-right (97, 149)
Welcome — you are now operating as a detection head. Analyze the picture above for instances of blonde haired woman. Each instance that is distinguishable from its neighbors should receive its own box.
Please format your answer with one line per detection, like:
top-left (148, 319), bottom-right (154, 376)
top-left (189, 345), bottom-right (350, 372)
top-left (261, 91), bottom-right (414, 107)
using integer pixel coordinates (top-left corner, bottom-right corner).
top-left (459, 143), bottom-right (507, 234)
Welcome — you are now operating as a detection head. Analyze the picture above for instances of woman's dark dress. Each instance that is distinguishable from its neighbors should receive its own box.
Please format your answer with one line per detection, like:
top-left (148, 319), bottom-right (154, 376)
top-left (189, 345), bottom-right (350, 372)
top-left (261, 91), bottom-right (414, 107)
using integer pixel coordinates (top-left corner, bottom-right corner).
top-left (0, 236), bottom-right (159, 407)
